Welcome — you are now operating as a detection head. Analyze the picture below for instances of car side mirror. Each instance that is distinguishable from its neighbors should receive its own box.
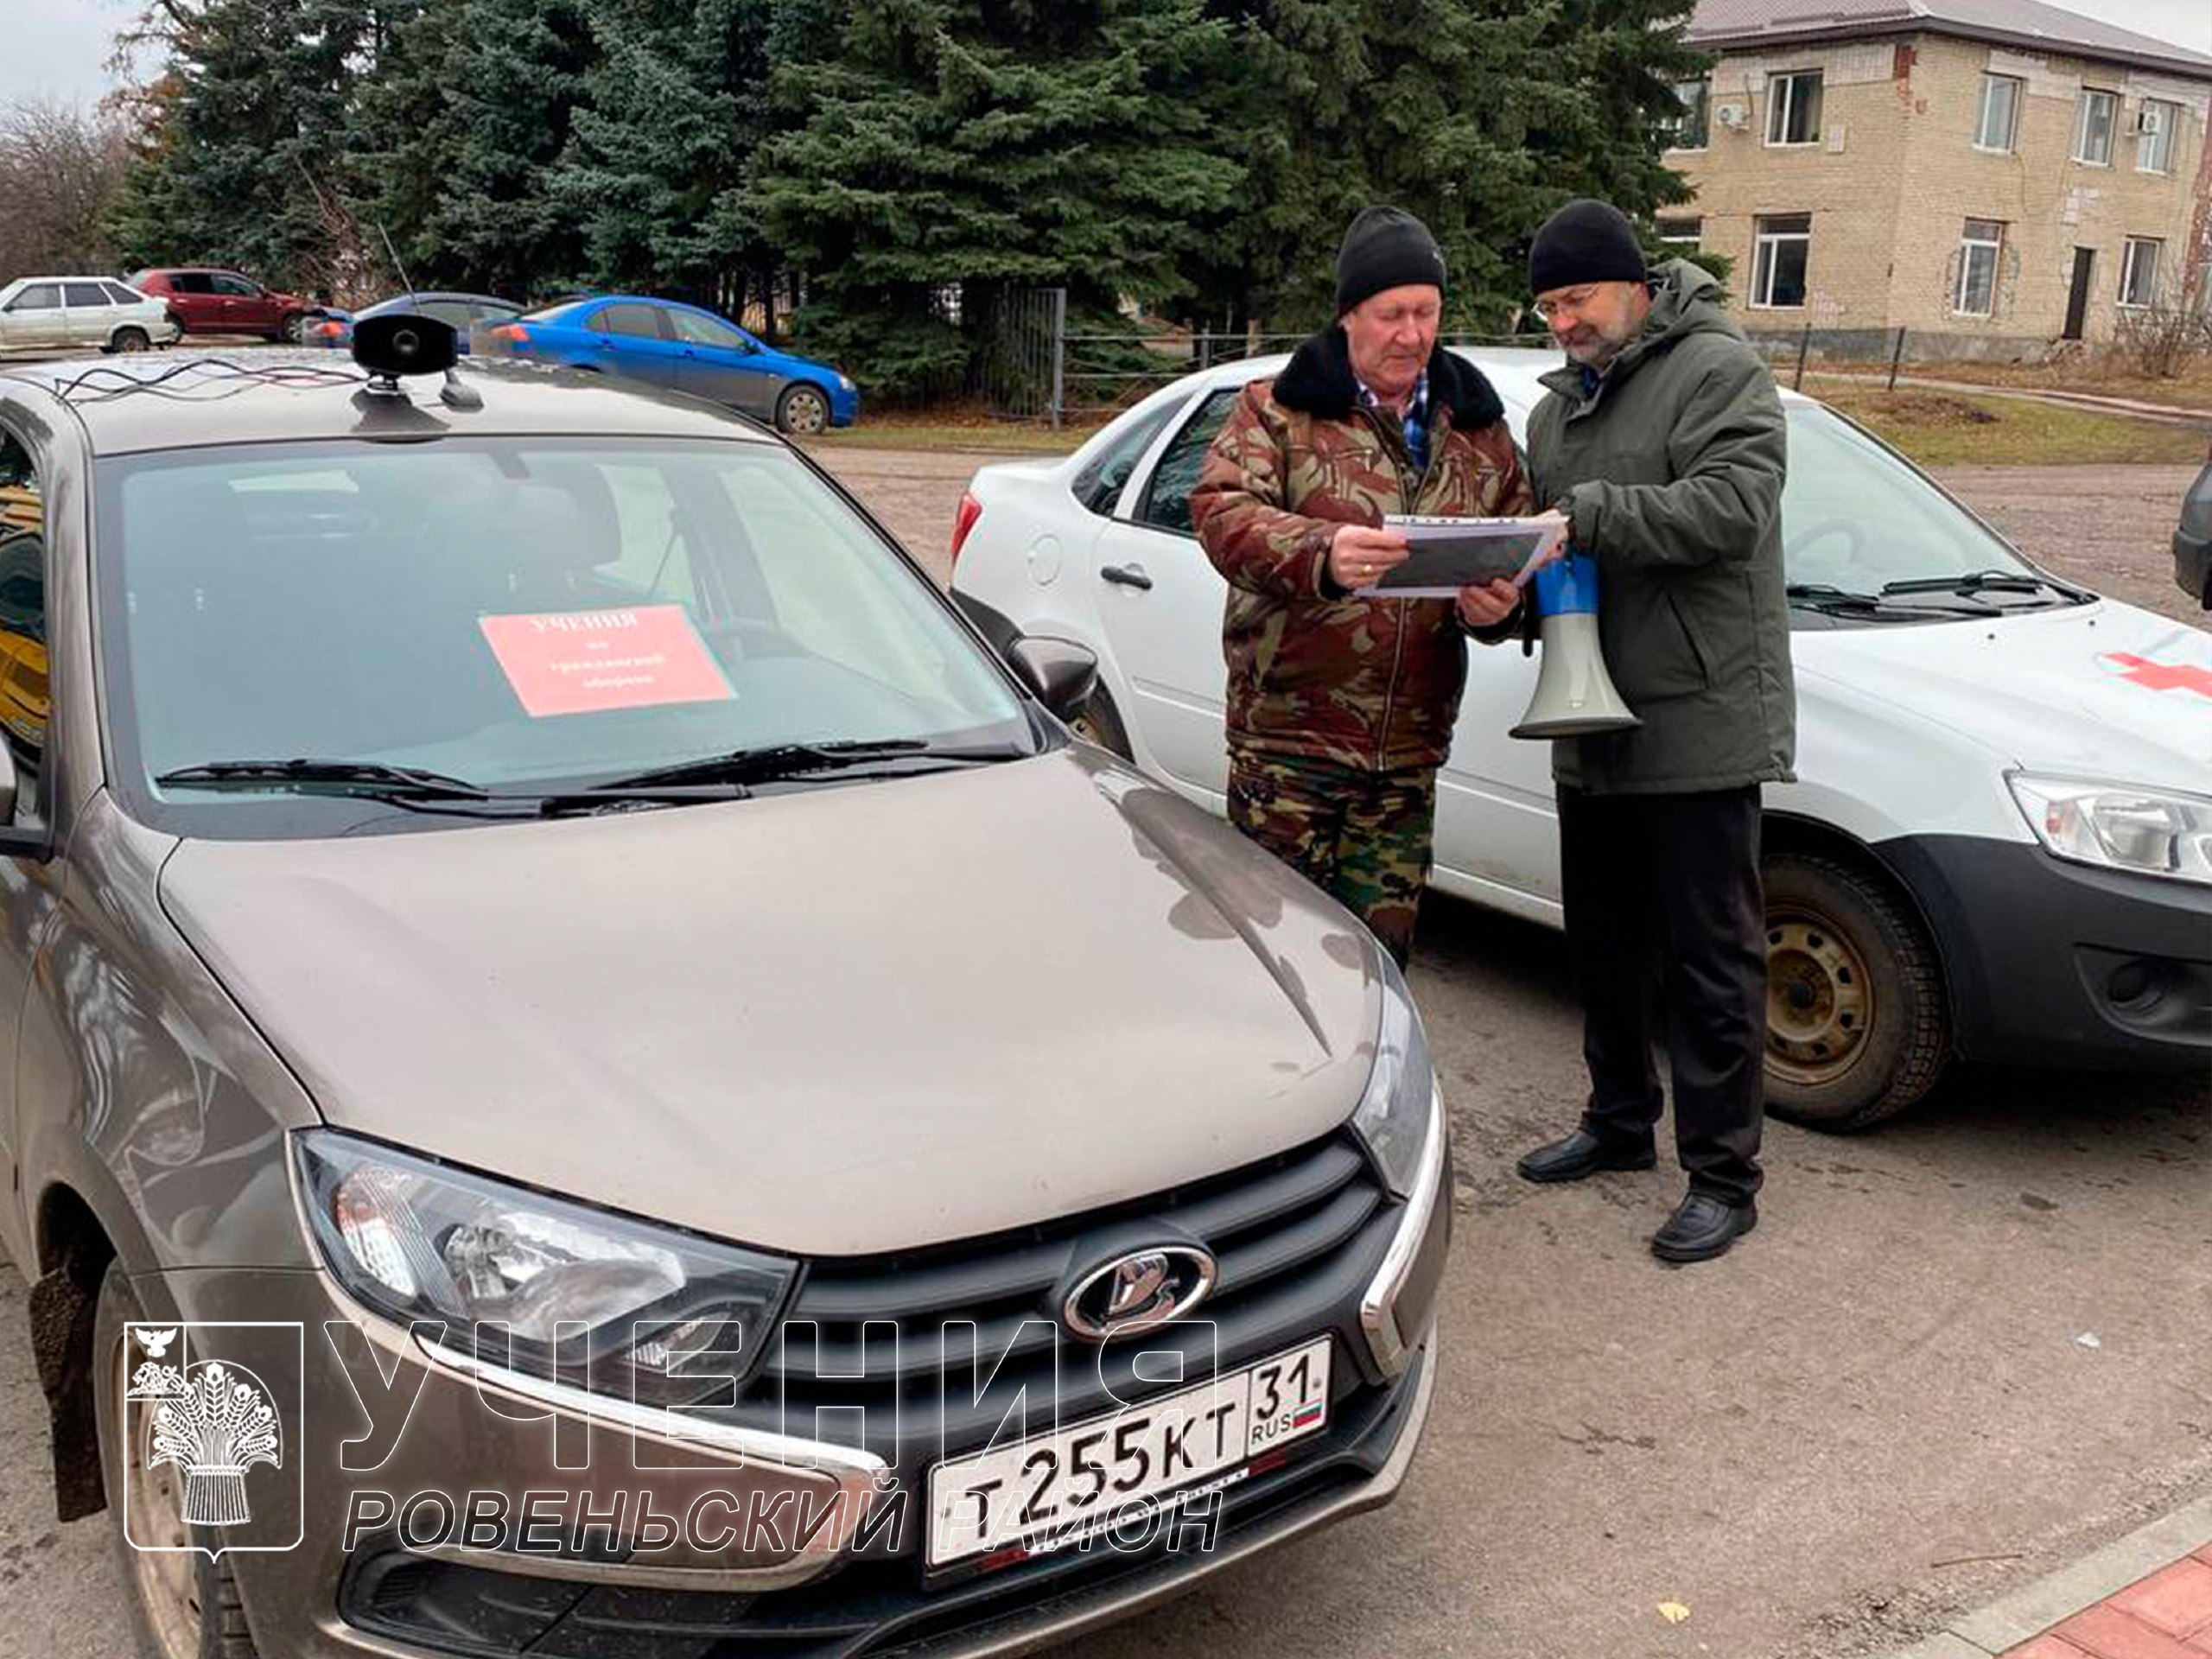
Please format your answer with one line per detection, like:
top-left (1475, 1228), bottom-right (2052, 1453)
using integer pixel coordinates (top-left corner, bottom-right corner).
top-left (1004, 635), bottom-right (1098, 721)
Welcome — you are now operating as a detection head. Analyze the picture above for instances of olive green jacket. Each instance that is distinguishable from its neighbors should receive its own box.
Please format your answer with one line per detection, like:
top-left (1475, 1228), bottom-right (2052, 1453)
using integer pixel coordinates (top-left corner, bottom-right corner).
top-left (1528, 259), bottom-right (1796, 794)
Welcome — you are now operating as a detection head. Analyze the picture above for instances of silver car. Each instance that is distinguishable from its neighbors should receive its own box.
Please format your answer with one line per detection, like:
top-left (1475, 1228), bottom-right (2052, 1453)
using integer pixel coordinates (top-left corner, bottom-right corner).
top-left (0, 340), bottom-right (1446, 1659)
top-left (0, 277), bottom-right (179, 356)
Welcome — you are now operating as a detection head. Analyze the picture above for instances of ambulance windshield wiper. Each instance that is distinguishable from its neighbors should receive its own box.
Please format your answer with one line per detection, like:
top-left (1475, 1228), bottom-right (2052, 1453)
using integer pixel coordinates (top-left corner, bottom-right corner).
top-left (594, 738), bottom-right (1027, 792)
top-left (1881, 569), bottom-right (2088, 601)
top-left (1785, 583), bottom-right (1987, 619)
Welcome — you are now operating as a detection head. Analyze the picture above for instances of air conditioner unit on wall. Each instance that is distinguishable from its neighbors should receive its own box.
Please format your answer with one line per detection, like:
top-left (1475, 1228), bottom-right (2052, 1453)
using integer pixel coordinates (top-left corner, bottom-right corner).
top-left (1715, 100), bottom-right (1750, 130)
top-left (2132, 108), bottom-right (2162, 135)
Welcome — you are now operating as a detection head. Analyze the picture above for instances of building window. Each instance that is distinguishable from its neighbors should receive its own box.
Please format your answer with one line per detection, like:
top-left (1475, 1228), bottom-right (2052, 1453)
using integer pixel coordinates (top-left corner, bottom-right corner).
top-left (1974, 73), bottom-right (2023, 152)
top-left (1954, 219), bottom-right (2004, 317)
top-left (1751, 214), bottom-right (1812, 308)
top-left (1669, 79), bottom-right (1710, 149)
top-left (2074, 88), bottom-right (2118, 164)
top-left (1656, 216), bottom-right (1703, 250)
top-left (2119, 238), bottom-right (2162, 309)
top-left (2136, 99), bottom-right (2178, 173)
top-left (1766, 70), bottom-right (1823, 145)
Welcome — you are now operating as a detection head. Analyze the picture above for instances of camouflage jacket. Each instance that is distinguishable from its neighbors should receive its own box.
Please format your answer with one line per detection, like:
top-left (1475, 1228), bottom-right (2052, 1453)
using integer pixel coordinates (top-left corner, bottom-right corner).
top-left (1189, 327), bottom-right (1533, 772)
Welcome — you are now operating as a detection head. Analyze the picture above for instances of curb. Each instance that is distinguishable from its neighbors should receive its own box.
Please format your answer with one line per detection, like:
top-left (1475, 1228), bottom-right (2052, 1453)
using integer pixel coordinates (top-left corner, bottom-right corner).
top-left (1883, 1492), bottom-right (2212, 1658)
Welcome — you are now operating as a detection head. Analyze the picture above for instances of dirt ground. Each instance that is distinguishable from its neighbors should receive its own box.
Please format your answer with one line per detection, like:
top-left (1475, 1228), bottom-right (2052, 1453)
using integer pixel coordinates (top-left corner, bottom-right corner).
top-left (810, 445), bottom-right (2207, 626)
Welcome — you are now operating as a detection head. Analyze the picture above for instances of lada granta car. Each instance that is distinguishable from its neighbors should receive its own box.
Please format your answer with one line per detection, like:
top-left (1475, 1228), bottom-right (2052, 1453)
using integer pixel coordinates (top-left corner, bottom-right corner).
top-left (0, 331), bottom-right (1447, 1659)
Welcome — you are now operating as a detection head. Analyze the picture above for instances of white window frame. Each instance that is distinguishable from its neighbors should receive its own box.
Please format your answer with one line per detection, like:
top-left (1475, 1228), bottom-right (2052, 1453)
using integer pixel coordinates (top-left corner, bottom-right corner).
top-left (1974, 73), bottom-right (2023, 153)
top-left (2135, 99), bottom-right (2178, 174)
top-left (2074, 88), bottom-right (2118, 165)
top-left (1669, 79), bottom-right (1710, 150)
top-left (2118, 238), bottom-right (2162, 310)
top-left (1765, 70), bottom-right (1824, 147)
top-left (1954, 220), bottom-right (2003, 317)
top-left (1751, 215), bottom-right (1812, 308)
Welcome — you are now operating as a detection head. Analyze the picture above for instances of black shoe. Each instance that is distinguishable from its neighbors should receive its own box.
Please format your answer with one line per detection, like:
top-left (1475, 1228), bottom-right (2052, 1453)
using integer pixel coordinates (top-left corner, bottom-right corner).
top-left (1516, 1128), bottom-right (1657, 1185)
top-left (1650, 1192), bottom-right (1758, 1263)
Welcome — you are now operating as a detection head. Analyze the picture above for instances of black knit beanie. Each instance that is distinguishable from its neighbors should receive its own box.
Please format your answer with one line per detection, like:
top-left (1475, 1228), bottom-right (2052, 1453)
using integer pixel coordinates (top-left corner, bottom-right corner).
top-left (1528, 199), bottom-right (1648, 296)
top-left (1334, 207), bottom-right (1446, 315)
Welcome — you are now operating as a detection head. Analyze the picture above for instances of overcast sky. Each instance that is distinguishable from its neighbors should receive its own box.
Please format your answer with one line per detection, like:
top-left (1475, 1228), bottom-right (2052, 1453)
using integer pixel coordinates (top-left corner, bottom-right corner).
top-left (3, 0), bottom-right (2209, 107)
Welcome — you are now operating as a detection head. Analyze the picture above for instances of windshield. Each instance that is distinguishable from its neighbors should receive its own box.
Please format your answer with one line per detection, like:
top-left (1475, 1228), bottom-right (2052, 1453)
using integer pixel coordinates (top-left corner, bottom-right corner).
top-left (1783, 403), bottom-right (2034, 590)
top-left (97, 437), bottom-right (1030, 836)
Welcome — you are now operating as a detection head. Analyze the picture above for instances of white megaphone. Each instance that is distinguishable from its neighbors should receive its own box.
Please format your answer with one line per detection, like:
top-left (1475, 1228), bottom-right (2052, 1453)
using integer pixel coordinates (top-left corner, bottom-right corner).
top-left (1510, 553), bottom-right (1642, 740)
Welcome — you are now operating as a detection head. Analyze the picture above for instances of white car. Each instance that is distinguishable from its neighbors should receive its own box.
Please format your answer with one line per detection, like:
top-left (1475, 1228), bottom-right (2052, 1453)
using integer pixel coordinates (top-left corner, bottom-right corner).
top-left (950, 348), bottom-right (2212, 1129)
top-left (0, 276), bottom-right (179, 355)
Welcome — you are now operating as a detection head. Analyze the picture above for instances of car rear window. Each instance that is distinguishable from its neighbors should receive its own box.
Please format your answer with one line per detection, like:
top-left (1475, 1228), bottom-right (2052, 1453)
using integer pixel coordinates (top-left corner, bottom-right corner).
top-left (64, 283), bottom-right (111, 308)
top-left (101, 283), bottom-right (144, 306)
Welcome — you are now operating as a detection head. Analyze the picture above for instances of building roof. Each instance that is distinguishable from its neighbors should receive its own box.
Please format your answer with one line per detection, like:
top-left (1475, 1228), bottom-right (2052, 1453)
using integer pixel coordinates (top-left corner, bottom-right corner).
top-left (1688, 0), bottom-right (2212, 79)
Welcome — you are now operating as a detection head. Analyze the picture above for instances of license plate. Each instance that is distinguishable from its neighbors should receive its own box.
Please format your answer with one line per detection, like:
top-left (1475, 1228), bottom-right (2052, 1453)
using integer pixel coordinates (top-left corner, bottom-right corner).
top-left (925, 1336), bottom-right (1332, 1568)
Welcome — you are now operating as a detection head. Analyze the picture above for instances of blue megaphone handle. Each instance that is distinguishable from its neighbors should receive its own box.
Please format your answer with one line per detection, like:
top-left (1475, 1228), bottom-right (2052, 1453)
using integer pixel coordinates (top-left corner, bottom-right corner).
top-left (1532, 551), bottom-right (1600, 617)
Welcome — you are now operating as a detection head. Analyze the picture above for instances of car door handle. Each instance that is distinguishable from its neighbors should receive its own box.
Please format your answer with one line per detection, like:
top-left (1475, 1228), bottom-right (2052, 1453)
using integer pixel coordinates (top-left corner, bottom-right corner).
top-left (1101, 564), bottom-right (1154, 591)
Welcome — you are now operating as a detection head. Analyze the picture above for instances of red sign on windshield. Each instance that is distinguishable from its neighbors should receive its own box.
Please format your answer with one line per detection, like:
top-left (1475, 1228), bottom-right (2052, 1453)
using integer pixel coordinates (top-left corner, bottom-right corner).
top-left (480, 606), bottom-right (734, 718)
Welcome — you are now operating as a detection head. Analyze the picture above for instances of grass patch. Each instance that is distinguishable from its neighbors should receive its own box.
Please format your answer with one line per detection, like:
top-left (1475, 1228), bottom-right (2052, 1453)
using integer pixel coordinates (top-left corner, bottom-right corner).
top-left (1814, 355), bottom-right (2212, 412)
top-left (800, 422), bottom-right (1084, 455)
top-left (1812, 385), bottom-right (2209, 467)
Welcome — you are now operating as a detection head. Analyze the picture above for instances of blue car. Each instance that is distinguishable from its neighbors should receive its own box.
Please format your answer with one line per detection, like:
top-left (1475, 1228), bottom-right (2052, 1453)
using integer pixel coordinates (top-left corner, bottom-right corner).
top-left (308, 291), bottom-right (524, 354)
top-left (482, 295), bottom-right (860, 433)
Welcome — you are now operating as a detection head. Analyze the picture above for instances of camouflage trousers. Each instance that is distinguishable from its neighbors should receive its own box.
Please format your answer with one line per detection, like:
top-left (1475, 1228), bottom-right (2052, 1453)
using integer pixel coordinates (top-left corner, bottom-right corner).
top-left (1226, 748), bottom-right (1438, 966)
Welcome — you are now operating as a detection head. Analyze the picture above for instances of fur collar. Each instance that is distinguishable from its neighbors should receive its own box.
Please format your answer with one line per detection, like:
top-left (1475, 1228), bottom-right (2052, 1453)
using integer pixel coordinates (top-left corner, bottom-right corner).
top-left (1272, 323), bottom-right (1505, 430)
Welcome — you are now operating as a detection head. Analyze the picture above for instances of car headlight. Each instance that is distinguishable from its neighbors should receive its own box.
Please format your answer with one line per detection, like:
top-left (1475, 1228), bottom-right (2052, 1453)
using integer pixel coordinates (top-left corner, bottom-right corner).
top-left (294, 1131), bottom-right (795, 1408)
top-left (836, 373), bottom-right (855, 392)
top-left (2008, 773), bottom-right (2212, 886)
top-left (1351, 953), bottom-right (1440, 1196)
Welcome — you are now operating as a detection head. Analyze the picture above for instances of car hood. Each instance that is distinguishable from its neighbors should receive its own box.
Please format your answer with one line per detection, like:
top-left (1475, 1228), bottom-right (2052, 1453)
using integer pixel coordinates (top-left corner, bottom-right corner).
top-left (159, 751), bottom-right (1381, 1256)
top-left (1802, 598), bottom-right (2212, 784)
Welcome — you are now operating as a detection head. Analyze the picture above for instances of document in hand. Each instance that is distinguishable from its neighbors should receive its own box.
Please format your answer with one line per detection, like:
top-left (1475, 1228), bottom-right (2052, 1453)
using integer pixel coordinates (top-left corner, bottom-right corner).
top-left (1359, 515), bottom-right (1568, 598)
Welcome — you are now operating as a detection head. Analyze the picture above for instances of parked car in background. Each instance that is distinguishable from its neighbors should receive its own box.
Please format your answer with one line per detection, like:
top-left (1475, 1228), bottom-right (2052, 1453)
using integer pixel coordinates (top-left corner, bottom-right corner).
top-left (478, 294), bottom-right (859, 433)
top-left (126, 266), bottom-right (315, 342)
top-left (2176, 441), bottom-right (2211, 607)
top-left (0, 277), bottom-right (179, 355)
top-left (307, 290), bottom-right (523, 353)
top-left (950, 349), bottom-right (2212, 1131)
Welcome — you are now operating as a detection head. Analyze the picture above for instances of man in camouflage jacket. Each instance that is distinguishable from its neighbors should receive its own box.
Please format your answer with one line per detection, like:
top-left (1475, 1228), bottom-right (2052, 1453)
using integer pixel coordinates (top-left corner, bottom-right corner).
top-left (1189, 206), bottom-right (1549, 964)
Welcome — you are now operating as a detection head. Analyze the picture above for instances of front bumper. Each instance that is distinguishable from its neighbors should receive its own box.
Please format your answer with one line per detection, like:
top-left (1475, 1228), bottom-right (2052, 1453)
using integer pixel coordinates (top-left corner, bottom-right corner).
top-left (1878, 832), bottom-right (2212, 1070)
top-left (163, 1117), bottom-right (1448, 1659)
top-left (2176, 524), bottom-right (2211, 608)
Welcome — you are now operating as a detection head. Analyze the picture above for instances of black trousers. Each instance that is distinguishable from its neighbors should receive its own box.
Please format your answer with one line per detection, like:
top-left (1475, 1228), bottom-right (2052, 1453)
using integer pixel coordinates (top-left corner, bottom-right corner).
top-left (1557, 784), bottom-right (1767, 1205)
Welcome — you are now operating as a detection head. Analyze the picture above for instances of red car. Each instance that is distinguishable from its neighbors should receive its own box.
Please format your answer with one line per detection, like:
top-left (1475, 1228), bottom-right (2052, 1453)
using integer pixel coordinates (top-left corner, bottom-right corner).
top-left (126, 267), bottom-right (315, 342)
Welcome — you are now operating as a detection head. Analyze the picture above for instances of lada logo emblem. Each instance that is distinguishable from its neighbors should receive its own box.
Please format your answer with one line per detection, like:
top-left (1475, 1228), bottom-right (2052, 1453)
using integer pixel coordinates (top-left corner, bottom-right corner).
top-left (1062, 1246), bottom-right (1217, 1341)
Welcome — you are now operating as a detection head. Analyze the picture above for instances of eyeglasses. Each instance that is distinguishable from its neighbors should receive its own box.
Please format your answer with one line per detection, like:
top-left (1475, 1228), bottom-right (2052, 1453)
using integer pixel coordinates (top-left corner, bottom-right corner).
top-left (1531, 286), bottom-right (1603, 322)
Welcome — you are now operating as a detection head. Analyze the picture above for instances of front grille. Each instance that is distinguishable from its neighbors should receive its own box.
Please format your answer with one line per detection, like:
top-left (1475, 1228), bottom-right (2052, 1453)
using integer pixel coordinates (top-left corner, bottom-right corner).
top-left (739, 1133), bottom-right (1394, 1457)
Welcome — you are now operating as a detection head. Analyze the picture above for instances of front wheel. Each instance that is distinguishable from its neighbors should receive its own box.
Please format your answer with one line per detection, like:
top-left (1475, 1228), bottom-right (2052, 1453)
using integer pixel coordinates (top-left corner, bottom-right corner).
top-left (774, 383), bottom-right (831, 435)
top-left (92, 1262), bottom-right (264, 1659)
top-left (110, 327), bottom-right (150, 354)
top-left (277, 314), bottom-right (306, 345)
top-left (1762, 851), bottom-right (1950, 1131)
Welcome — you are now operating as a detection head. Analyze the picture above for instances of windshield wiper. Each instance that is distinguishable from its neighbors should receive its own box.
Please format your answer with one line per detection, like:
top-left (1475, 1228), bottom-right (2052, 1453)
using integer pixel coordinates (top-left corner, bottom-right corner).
top-left (1786, 583), bottom-right (1991, 620)
top-left (591, 739), bottom-right (1026, 792)
top-left (1881, 569), bottom-right (2085, 601)
top-left (155, 757), bottom-right (747, 817)
top-left (156, 759), bottom-right (499, 799)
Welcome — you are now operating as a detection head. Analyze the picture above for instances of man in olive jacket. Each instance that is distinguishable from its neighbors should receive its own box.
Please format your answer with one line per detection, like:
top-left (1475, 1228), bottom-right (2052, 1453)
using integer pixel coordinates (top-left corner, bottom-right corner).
top-left (1190, 206), bottom-right (1545, 965)
top-left (1512, 199), bottom-right (1794, 1265)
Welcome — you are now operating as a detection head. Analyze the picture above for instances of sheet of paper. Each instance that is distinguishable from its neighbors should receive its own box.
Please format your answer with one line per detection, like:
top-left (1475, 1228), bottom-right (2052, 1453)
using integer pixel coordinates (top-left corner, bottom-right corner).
top-left (1358, 514), bottom-right (1567, 598)
top-left (480, 605), bottom-right (735, 717)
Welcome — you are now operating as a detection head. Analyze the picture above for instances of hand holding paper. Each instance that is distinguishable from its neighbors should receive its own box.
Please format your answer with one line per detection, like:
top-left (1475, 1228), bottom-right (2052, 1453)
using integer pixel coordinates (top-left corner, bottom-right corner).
top-left (1357, 511), bottom-right (1571, 598)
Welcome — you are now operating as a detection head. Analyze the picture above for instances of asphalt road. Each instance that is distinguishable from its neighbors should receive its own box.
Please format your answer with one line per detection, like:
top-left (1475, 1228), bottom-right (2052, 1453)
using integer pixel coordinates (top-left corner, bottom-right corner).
top-left (0, 449), bottom-right (2205, 1659)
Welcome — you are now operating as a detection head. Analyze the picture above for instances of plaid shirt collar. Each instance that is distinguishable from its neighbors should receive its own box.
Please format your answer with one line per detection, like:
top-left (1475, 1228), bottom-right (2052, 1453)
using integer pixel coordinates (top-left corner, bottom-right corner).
top-left (1357, 369), bottom-right (1431, 471)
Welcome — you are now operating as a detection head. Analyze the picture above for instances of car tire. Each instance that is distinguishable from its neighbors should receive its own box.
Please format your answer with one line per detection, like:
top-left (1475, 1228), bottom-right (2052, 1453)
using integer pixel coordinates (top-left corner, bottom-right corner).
top-left (110, 327), bottom-right (150, 354)
top-left (92, 1262), bottom-right (264, 1659)
top-left (1762, 850), bottom-right (1950, 1131)
top-left (278, 315), bottom-right (306, 346)
top-left (775, 384), bottom-right (831, 436)
top-left (1067, 681), bottom-right (1134, 760)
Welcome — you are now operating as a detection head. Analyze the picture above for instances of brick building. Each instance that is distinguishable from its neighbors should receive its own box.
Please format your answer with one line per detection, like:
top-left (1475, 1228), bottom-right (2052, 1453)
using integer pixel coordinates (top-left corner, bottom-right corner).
top-left (1663, 0), bottom-right (2212, 358)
